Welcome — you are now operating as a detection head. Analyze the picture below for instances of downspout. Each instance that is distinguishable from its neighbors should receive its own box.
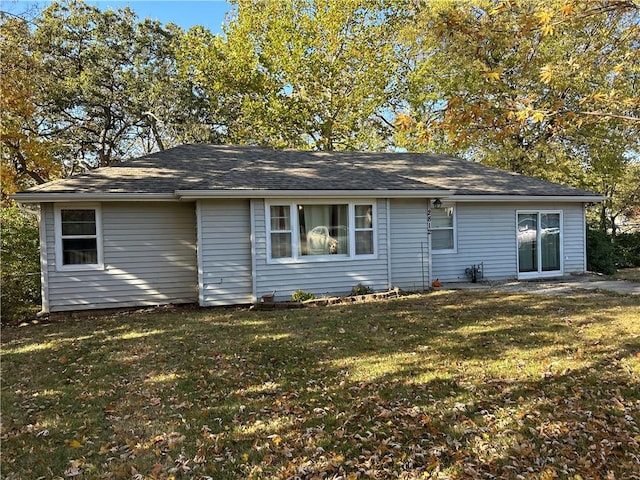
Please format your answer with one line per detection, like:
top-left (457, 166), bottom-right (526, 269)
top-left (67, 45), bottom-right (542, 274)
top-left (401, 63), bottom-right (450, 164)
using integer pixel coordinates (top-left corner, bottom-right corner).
top-left (37, 204), bottom-right (50, 316)
top-left (386, 198), bottom-right (392, 289)
top-left (195, 201), bottom-right (205, 306)
top-left (427, 199), bottom-right (433, 289)
top-left (249, 199), bottom-right (258, 303)
top-left (583, 202), bottom-right (588, 272)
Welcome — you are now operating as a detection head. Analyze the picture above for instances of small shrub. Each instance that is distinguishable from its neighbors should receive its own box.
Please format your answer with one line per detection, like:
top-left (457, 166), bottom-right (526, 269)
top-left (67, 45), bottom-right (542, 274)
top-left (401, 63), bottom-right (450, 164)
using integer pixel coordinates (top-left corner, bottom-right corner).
top-left (613, 232), bottom-right (640, 267)
top-left (586, 229), bottom-right (616, 275)
top-left (350, 283), bottom-right (374, 296)
top-left (291, 290), bottom-right (316, 302)
top-left (1, 204), bottom-right (41, 323)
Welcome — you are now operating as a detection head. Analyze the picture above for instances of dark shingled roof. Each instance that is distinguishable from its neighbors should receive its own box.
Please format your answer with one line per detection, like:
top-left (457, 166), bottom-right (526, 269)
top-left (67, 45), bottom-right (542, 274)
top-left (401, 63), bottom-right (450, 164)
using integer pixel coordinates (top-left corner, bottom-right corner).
top-left (20, 144), bottom-right (597, 197)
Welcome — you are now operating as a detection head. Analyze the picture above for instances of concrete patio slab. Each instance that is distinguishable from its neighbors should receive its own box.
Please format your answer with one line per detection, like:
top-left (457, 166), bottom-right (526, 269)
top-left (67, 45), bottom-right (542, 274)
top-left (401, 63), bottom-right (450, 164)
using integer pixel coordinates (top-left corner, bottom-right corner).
top-left (443, 278), bottom-right (640, 296)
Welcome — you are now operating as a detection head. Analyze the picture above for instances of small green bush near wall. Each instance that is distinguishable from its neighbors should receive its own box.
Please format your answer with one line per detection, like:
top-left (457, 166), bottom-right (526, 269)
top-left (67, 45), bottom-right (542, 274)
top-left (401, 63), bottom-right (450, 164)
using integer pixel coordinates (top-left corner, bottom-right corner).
top-left (350, 283), bottom-right (374, 296)
top-left (586, 229), bottom-right (616, 275)
top-left (291, 290), bottom-right (316, 302)
top-left (1, 205), bottom-right (41, 323)
top-left (614, 232), bottom-right (640, 267)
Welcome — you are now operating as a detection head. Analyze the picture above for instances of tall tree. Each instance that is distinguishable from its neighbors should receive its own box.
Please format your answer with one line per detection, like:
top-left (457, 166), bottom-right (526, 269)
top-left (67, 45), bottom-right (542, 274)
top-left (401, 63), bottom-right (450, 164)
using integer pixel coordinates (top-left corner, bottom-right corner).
top-left (0, 13), bottom-right (61, 201)
top-left (394, 0), bottom-right (639, 178)
top-left (32, 0), bottom-right (209, 170)
top-left (179, 0), bottom-right (403, 150)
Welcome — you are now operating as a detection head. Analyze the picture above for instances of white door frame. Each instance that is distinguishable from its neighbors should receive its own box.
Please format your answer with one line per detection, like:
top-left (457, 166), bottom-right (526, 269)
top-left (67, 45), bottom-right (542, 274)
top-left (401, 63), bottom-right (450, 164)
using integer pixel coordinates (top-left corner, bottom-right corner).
top-left (516, 210), bottom-right (564, 279)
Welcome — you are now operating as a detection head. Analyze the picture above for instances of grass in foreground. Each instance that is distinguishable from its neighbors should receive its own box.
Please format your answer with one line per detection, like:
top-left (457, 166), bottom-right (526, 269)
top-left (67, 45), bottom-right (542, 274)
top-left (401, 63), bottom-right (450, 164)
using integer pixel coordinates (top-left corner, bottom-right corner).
top-left (2, 290), bottom-right (639, 479)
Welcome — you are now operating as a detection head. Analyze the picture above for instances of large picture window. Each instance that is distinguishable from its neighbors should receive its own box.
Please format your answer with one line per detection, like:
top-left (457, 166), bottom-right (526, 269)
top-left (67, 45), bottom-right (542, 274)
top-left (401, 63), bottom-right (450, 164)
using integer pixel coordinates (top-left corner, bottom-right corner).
top-left (55, 205), bottom-right (103, 270)
top-left (266, 202), bottom-right (376, 261)
top-left (299, 204), bottom-right (348, 256)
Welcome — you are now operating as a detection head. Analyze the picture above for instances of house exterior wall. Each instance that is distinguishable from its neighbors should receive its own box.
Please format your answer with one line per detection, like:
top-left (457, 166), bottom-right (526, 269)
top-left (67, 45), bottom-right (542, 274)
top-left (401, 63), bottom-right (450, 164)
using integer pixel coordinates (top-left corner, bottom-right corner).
top-left (563, 203), bottom-right (588, 274)
top-left (38, 198), bottom-right (589, 313)
top-left (42, 202), bottom-right (197, 312)
top-left (197, 199), bottom-right (253, 306)
top-left (252, 198), bottom-right (390, 301)
top-left (431, 202), bottom-right (586, 281)
top-left (389, 198), bottom-right (431, 291)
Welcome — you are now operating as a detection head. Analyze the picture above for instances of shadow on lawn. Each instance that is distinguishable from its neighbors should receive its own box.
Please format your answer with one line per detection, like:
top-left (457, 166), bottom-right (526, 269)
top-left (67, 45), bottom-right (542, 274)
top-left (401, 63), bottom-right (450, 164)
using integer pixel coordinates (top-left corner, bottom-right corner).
top-left (1, 291), bottom-right (639, 478)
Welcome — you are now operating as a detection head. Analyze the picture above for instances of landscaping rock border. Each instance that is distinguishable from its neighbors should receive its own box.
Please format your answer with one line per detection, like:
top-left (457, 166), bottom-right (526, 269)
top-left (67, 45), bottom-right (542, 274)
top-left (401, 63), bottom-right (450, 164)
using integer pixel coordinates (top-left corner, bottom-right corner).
top-left (252, 287), bottom-right (403, 310)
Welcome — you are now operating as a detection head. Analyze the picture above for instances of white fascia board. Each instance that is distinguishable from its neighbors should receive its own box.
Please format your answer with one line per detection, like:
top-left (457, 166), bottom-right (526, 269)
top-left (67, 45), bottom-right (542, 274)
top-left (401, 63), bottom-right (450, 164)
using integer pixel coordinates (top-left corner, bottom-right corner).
top-left (175, 189), bottom-right (455, 200)
top-left (12, 193), bottom-right (178, 203)
top-left (450, 194), bottom-right (605, 203)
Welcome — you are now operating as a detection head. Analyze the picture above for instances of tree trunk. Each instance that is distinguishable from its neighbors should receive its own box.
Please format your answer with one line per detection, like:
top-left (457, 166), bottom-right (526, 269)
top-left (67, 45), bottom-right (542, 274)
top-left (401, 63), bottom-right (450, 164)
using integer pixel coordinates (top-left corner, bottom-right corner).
top-left (600, 203), bottom-right (609, 233)
top-left (11, 145), bottom-right (46, 184)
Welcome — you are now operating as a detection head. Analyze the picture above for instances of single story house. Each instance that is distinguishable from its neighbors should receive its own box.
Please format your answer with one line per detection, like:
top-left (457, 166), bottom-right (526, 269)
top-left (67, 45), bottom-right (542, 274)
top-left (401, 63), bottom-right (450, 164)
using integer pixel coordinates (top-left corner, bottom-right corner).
top-left (13, 144), bottom-right (603, 314)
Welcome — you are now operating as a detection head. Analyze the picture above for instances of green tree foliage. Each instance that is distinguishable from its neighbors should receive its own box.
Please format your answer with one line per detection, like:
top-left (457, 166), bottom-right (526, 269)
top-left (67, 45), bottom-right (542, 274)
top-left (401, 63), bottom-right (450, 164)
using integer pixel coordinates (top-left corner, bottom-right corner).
top-left (32, 0), bottom-right (210, 169)
top-left (0, 205), bottom-right (41, 323)
top-left (0, 13), bottom-right (61, 201)
top-left (588, 154), bottom-right (640, 236)
top-left (179, 0), bottom-right (403, 150)
top-left (1, 0), bottom-right (214, 195)
top-left (395, 0), bottom-right (639, 175)
top-left (586, 228), bottom-right (617, 274)
top-left (394, 0), bottom-right (639, 234)
top-left (613, 232), bottom-right (640, 267)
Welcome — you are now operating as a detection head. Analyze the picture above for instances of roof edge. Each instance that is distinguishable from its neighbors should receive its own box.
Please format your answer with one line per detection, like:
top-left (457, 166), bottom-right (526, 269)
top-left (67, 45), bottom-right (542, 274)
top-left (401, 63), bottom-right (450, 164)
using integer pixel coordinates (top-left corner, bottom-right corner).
top-left (174, 189), bottom-right (456, 199)
top-left (451, 194), bottom-right (604, 203)
top-left (11, 193), bottom-right (178, 204)
top-left (12, 191), bottom-right (603, 204)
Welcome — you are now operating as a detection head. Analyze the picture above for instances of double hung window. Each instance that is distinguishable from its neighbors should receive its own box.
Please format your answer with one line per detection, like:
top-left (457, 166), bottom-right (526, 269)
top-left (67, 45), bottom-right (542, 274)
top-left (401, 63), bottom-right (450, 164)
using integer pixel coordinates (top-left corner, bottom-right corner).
top-left (270, 206), bottom-right (293, 259)
top-left (354, 205), bottom-right (374, 255)
top-left (267, 202), bottom-right (376, 261)
top-left (431, 203), bottom-right (456, 252)
top-left (55, 205), bottom-right (103, 270)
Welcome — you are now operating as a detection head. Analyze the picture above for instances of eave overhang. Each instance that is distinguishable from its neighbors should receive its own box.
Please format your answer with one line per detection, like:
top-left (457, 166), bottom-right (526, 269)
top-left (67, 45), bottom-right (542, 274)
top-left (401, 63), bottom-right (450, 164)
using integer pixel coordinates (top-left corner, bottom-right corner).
top-left (450, 194), bottom-right (605, 203)
top-left (11, 193), bottom-right (178, 204)
top-left (174, 189), bottom-right (455, 200)
top-left (11, 191), bottom-right (603, 204)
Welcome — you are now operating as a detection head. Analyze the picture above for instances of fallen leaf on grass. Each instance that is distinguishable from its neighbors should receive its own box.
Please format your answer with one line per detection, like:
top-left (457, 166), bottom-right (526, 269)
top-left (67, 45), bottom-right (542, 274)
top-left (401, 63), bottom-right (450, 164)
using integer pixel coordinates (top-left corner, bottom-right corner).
top-left (150, 463), bottom-right (162, 479)
top-left (64, 467), bottom-right (80, 477)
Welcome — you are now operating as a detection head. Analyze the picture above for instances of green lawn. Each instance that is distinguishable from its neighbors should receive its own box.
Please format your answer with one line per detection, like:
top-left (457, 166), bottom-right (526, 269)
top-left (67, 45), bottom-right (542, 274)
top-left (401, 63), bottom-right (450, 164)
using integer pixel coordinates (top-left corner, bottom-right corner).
top-left (2, 290), bottom-right (639, 479)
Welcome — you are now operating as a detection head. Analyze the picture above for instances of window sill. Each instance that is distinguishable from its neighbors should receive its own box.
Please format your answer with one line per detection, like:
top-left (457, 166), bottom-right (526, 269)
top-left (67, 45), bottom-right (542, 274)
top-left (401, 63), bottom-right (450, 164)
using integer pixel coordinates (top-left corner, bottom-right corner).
top-left (56, 263), bottom-right (105, 272)
top-left (432, 249), bottom-right (457, 255)
top-left (267, 254), bottom-right (378, 265)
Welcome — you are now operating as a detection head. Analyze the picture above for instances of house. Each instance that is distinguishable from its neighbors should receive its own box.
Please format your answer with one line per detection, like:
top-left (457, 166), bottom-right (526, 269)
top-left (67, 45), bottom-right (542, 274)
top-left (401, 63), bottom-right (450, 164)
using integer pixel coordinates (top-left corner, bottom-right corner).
top-left (13, 144), bottom-right (603, 314)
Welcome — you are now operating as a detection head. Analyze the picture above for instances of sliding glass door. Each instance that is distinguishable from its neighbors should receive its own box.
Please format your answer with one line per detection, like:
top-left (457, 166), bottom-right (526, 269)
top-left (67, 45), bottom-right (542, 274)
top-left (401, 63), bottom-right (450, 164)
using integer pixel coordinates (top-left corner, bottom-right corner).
top-left (517, 211), bottom-right (562, 278)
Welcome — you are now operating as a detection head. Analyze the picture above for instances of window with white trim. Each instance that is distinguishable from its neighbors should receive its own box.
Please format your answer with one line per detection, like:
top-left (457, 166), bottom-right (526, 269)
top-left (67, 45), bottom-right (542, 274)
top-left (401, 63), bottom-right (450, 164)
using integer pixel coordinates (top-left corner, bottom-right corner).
top-left (517, 210), bottom-right (562, 276)
top-left (55, 205), bottom-right (103, 270)
top-left (354, 204), bottom-right (374, 255)
top-left (269, 205), bottom-right (292, 258)
top-left (431, 203), bottom-right (456, 252)
top-left (266, 202), bottom-right (376, 261)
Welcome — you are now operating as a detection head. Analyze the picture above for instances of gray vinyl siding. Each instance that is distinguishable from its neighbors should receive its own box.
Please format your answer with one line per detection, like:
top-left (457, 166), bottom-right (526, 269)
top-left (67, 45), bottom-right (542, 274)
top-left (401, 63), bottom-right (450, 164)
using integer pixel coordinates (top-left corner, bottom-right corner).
top-left (38, 198), bottom-right (588, 313)
top-left (560, 203), bottom-right (587, 274)
top-left (389, 199), bottom-right (430, 291)
top-left (198, 200), bottom-right (253, 306)
top-left (43, 202), bottom-right (197, 312)
top-left (253, 199), bottom-right (389, 301)
top-left (432, 202), bottom-right (587, 281)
